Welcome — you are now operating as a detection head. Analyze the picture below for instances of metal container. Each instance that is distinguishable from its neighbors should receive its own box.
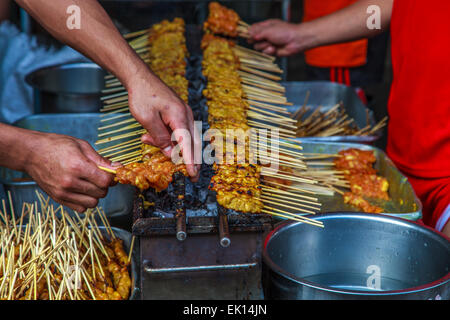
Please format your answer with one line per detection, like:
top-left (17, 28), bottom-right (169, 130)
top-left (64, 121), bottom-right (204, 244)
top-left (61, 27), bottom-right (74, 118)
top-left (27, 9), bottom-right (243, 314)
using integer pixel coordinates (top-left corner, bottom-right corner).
top-left (287, 141), bottom-right (422, 221)
top-left (0, 114), bottom-right (134, 225)
top-left (283, 81), bottom-right (379, 144)
top-left (26, 62), bottom-right (106, 113)
top-left (263, 213), bottom-right (450, 300)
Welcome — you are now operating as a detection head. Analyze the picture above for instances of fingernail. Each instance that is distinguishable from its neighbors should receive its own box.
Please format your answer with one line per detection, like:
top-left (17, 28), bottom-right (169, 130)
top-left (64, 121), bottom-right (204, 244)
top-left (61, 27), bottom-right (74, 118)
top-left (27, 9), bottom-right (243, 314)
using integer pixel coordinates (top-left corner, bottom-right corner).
top-left (111, 162), bottom-right (122, 167)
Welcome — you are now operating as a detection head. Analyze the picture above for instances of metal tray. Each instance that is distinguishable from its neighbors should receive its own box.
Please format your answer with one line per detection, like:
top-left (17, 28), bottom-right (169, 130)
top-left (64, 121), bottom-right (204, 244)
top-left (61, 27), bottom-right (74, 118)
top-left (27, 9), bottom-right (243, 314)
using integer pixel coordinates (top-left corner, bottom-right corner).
top-left (289, 141), bottom-right (422, 221)
top-left (283, 81), bottom-right (380, 144)
top-left (0, 113), bottom-right (135, 220)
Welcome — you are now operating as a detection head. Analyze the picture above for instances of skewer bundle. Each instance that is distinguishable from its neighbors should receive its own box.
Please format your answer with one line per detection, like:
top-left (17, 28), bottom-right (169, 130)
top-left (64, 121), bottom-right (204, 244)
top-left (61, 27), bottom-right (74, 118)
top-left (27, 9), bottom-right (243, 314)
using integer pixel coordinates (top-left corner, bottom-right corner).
top-left (97, 18), bottom-right (188, 164)
top-left (0, 192), bottom-right (135, 300)
top-left (201, 34), bottom-right (323, 227)
top-left (97, 19), bottom-right (190, 191)
top-left (294, 100), bottom-right (388, 138)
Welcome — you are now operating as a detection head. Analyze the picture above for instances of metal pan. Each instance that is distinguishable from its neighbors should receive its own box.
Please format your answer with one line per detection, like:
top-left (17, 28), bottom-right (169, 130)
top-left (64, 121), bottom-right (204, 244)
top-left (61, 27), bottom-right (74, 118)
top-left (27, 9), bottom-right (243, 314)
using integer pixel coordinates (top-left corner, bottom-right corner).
top-left (283, 81), bottom-right (380, 144)
top-left (263, 213), bottom-right (450, 300)
top-left (25, 62), bottom-right (105, 113)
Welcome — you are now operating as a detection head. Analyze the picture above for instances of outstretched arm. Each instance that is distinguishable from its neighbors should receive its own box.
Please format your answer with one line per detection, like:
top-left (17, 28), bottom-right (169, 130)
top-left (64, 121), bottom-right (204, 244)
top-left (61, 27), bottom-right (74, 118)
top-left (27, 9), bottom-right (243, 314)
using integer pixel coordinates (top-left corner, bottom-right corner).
top-left (249, 0), bottom-right (393, 56)
top-left (0, 123), bottom-right (114, 212)
top-left (15, 0), bottom-right (199, 178)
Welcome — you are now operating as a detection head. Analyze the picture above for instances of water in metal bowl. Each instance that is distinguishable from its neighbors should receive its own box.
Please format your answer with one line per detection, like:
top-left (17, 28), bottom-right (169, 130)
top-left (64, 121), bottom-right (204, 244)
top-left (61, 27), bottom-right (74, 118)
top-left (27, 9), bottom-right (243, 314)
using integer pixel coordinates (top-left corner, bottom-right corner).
top-left (263, 213), bottom-right (450, 300)
top-left (26, 62), bottom-right (106, 113)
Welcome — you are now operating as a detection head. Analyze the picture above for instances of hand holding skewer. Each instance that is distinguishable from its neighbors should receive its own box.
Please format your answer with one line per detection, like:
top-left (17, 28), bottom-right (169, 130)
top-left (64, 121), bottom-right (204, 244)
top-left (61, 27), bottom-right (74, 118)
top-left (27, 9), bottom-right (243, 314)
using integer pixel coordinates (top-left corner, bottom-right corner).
top-left (248, 19), bottom-right (310, 57)
top-left (24, 133), bottom-right (116, 213)
top-left (125, 69), bottom-right (200, 182)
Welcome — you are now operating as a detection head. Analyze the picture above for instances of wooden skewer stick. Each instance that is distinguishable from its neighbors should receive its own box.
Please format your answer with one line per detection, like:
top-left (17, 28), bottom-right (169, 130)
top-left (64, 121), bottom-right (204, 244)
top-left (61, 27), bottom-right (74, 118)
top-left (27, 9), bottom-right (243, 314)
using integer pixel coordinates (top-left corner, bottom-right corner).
top-left (262, 207), bottom-right (323, 227)
top-left (243, 84), bottom-right (285, 97)
top-left (238, 71), bottom-right (282, 86)
top-left (246, 99), bottom-right (290, 113)
top-left (262, 179), bottom-right (317, 195)
top-left (292, 91), bottom-right (311, 120)
top-left (305, 161), bottom-right (335, 166)
top-left (233, 51), bottom-right (276, 66)
top-left (96, 137), bottom-right (141, 153)
top-left (102, 144), bottom-right (141, 158)
top-left (262, 198), bottom-right (317, 214)
top-left (235, 45), bottom-right (275, 61)
top-left (246, 95), bottom-right (292, 106)
top-left (240, 60), bottom-right (283, 74)
top-left (97, 117), bottom-right (137, 131)
top-left (240, 66), bottom-right (282, 81)
top-left (261, 194), bottom-right (321, 211)
top-left (95, 128), bottom-right (146, 145)
top-left (97, 122), bottom-right (142, 138)
top-left (261, 171), bottom-right (317, 185)
top-left (241, 78), bottom-right (285, 92)
top-left (248, 106), bottom-right (294, 121)
top-left (127, 236), bottom-right (136, 264)
top-left (262, 185), bottom-right (318, 201)
top-left (102, 86), bottom-right (126, 94)
top-left (123, 28), bottom-right (149, 39)
top-left (100, 112), bottom-right (131, 122)
top-left (100, 107), bottom-right (130, 116)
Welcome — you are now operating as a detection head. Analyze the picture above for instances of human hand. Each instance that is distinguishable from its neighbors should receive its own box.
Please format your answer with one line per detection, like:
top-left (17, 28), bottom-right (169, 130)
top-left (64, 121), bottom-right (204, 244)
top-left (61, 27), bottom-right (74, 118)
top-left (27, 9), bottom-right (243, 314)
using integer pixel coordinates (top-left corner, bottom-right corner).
top-left (24, 132), bottom-right (116, 212)
top-left (126, 71), bottom-right (200, 181)
top-left (248, 19), bottom-right (312, 56)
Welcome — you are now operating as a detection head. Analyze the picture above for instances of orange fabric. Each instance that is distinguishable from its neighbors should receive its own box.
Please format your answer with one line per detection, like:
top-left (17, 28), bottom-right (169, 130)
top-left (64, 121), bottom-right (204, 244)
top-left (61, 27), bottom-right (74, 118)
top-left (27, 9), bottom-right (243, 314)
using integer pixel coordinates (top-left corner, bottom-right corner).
top-left (303, 0), bottom-right (368, 68)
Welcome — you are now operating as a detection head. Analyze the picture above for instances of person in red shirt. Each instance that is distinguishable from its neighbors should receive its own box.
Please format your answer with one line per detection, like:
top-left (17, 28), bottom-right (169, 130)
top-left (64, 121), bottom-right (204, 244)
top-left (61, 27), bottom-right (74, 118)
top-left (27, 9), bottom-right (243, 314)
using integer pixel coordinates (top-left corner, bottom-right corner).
top-left (249, 0), bottom-right (450, 237)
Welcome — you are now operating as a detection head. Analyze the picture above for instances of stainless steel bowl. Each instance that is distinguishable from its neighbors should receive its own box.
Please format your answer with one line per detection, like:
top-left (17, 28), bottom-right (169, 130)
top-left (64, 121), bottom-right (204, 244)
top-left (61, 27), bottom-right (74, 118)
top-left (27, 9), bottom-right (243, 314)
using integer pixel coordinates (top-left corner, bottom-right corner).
top-left (26, 62), bottom-right (106, 113)
top-left (263, 213), bottom-right (450, 300)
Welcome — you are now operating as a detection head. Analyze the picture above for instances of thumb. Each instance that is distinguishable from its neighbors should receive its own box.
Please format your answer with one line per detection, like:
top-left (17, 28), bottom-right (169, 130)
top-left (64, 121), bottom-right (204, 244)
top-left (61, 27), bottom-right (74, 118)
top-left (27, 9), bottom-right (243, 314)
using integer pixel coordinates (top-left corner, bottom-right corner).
top-left (141, 113), bottom-right (174, 157)
top-left (80, 141), bottom-right (115, 170)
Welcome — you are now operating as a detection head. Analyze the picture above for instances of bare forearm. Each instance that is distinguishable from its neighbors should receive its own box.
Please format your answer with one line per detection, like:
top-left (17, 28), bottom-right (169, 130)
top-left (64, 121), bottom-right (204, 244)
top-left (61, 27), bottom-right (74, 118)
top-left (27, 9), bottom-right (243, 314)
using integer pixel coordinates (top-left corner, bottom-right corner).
top-left (301, 0), bottom-right (393, 50)
top-left (14, 0), bottom-right (152, 88)
top-left (0, 123), bottom-right (37, 172)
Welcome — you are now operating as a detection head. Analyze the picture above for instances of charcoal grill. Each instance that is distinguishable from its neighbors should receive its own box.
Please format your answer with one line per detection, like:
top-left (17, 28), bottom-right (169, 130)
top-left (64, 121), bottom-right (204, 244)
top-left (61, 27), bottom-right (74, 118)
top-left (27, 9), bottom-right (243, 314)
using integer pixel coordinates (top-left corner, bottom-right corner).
top-left (132, 193), bottom-right (273, 300)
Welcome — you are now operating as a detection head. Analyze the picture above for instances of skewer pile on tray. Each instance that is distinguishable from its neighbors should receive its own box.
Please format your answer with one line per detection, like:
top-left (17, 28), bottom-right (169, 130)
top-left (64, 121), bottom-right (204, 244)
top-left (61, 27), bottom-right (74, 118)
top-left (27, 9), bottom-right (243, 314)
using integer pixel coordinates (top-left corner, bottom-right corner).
top-left (0, 192), bottom-right (135, 300)
top-left (96, 18), bottom-right (189, 191)
top-left (293, 96), bottom-right (388, 138)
